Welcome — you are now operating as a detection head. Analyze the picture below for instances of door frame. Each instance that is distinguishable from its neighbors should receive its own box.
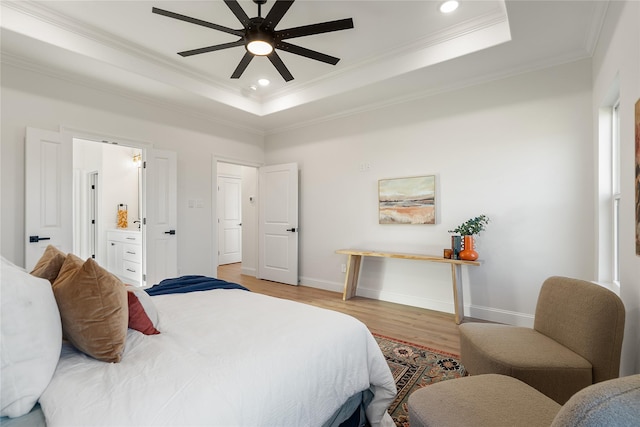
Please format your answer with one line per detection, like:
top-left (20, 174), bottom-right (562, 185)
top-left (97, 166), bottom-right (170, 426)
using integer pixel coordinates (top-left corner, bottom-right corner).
top-left (61, 126), bottom-right (153, 274)
top-left (212, 156), bottom-right (261, 276)
top-left (61, 126), bottom-right (153, 151)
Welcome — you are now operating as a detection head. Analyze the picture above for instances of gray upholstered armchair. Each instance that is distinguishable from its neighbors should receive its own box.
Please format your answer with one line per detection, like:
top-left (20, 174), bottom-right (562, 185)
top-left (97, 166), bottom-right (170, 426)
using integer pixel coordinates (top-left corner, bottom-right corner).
top-left (458, 276), bottom-right (625, 404)
top-left (408, 373), bottom-right (640, 427)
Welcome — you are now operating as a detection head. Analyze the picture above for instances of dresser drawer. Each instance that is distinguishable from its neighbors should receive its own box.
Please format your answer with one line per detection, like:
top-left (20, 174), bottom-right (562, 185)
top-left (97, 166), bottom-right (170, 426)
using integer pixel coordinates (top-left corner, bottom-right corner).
top-left (121, 260), bottom-right (141, 282)
top-left (123, 244), bottom-right (142, 263)
top-left (107, 230), bottom-right (141, 244)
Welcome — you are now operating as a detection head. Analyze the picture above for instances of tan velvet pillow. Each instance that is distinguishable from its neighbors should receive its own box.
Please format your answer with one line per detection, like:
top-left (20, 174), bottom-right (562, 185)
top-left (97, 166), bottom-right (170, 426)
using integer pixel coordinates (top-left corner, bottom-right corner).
top-left (30, 245), bottom-right (67, 284)
top-left (52, 257), bottom-right (128, 363)
top-left (52, 253), bottom-right (84, 288)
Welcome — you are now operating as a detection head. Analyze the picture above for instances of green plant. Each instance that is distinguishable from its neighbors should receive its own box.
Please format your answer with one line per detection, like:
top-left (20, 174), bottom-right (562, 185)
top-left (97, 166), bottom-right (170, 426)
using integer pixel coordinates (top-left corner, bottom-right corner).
top-left (448, 214), bottom-right (490, 236)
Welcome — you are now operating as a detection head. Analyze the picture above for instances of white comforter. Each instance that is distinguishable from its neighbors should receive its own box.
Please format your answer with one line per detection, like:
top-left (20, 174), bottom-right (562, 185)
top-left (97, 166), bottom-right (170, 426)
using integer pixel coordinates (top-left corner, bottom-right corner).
top-left (39, 289), bottom-right (396, 427)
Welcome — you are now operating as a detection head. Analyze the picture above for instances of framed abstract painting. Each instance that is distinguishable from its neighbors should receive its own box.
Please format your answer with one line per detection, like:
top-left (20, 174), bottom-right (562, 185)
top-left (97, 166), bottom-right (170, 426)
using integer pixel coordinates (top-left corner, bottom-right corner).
top-left (379, 175), bottom-right (436, 224)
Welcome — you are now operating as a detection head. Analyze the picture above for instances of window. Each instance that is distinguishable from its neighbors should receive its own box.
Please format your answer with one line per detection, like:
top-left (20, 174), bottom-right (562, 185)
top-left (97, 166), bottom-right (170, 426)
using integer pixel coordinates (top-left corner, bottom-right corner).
top-left (596, 80), bottom-right (620, 290)
top-left (611, 101), bottom-right (621, 284)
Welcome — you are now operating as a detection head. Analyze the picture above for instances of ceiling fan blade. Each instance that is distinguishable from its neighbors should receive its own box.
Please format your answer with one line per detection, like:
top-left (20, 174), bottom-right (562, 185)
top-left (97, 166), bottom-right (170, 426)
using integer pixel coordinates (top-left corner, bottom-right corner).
top-left (261, 0), bottom-right (295, 32)
top-left (231, 52), bottom-right (254, 79)
top-left (223, 0), bottom-right (250, 27)
top-left (179, 40), bottom-right (245, 57)
top-left (276, 18), bottom-right (354, 40)
top-left (267, 51), bottom-right (294, 82)
top-left (276, 41), bottom-right (340, 65)
top-left (152, 7), bottom-right (244, 37)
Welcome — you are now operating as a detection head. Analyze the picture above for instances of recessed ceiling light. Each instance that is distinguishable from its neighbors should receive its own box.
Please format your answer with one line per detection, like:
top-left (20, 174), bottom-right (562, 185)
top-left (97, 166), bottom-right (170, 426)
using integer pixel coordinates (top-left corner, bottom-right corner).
top-left (258, 78), bottom-right (270, 87)
top-left (440, 1), bottom-right (459, 13)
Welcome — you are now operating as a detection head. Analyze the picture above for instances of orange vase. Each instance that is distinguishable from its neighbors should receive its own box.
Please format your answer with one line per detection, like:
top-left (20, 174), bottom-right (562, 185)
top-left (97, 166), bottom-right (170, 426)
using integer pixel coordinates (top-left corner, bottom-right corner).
top-left (459, 235), bottom-right (478, 261)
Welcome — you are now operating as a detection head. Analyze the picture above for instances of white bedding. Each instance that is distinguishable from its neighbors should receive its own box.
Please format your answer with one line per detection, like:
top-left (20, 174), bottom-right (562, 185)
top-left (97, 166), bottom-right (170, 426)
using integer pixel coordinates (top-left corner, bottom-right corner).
top-left (39, 289), bottom-right (396, 427)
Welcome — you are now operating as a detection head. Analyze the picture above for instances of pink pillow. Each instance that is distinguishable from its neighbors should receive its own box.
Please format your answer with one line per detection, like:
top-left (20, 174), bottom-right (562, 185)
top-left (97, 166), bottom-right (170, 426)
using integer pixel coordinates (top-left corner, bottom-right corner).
top-left (127, 291), bottom-right (160, 335)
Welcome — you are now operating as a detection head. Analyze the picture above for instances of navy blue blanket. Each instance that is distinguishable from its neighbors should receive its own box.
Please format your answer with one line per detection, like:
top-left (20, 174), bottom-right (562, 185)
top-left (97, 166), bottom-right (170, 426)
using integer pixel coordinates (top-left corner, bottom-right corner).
top-left (145, 275), bottom-right (249, 296)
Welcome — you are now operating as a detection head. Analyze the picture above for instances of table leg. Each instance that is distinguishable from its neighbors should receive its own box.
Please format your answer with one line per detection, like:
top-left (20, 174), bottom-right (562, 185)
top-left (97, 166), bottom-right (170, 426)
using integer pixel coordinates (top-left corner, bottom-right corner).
top-left (343, 254), bottom-right (362, 300)
top-left (450, 264), bottom-right (464, 324)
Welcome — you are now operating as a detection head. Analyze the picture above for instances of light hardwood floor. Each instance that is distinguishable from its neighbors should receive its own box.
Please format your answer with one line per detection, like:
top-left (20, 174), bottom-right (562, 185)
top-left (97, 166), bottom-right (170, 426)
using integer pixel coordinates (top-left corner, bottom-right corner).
top-left (217, 263), bottom-right (465, 355)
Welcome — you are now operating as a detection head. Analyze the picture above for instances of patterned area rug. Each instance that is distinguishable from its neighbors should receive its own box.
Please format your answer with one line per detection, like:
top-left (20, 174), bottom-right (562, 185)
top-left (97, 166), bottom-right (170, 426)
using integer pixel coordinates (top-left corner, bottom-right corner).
top-left (374, 334), bottom-right (467, 427)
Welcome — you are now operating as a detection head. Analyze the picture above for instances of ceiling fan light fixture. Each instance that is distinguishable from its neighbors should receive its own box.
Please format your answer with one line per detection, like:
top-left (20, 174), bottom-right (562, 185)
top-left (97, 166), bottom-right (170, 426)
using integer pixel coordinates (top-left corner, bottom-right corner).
top-left (247, 39), bottom-right (273, 55)
top-left (154, 0), bottom-right (354, 82)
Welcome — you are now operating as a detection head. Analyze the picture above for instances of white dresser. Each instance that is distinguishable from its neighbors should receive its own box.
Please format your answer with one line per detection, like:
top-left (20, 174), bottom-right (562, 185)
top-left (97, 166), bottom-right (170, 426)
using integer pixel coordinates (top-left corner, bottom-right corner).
top-left (107, 230), bottom-right (142, 286)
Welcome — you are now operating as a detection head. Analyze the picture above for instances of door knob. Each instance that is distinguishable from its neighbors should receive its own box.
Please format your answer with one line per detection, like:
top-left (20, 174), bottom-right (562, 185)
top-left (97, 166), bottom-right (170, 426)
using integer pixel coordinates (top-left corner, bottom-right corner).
top-left (164, 230), bottom-right (176, 235)
top-left (286, 228), bottom-right (297, 232)
top-left (29, 235), bottom-right (51, 243)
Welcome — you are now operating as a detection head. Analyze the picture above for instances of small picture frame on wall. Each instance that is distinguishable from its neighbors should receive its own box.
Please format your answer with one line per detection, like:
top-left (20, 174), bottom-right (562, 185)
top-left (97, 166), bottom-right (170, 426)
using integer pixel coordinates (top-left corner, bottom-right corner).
top-left (379, 175), bottom-right (436, 224)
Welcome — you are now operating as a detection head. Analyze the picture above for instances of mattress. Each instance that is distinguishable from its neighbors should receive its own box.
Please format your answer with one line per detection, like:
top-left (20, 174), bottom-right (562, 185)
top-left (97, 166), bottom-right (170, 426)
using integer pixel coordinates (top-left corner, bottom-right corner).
top-left (37, 289), bottom-right (396, 426)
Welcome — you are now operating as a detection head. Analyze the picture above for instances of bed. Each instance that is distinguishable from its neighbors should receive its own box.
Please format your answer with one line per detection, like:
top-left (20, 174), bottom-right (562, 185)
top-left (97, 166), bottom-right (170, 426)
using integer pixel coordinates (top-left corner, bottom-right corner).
top-left (0, 249), bottom-right (396, 427)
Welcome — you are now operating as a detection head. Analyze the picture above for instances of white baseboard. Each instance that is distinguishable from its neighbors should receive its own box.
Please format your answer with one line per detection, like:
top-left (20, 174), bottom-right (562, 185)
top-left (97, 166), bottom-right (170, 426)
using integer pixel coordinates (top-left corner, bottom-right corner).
top-left (299, 276), bottom-right (344, 293)
top-left (241, 266), bottom-right (256, 277)
top-left (466, 304), bottom-right (534, 327)
top-left (357, 286), bottom-right (456, 315)
top-left (298, 276), bottom-right (534, 326)
top-left (299, 277), bottom-right (456, 314)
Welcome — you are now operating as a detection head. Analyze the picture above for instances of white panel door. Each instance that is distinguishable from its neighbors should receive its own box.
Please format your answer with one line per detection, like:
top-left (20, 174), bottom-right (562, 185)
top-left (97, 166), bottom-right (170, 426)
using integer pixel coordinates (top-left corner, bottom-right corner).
top-left (258, 163), bottom-right (298, 285)
top-left (218, 176), bottom-right (242, 265)
top-left (143, 148), bottom-right (177, 287)
top-left (25, 128), bottom-right (73, 270)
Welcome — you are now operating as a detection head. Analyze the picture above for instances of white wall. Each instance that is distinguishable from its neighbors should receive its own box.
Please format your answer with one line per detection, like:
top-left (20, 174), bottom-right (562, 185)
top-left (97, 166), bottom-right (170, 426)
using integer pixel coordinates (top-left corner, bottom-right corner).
top-left (101, 145), bottom-right (140, 229)
top-left (241, 166), bottom-right (258, 275)
top-left (591, 0), bottom-right (640, 375)
top-left (266, 59), bottom-right (594, 326)
top-left (0, 63), bottom-right (264, 278)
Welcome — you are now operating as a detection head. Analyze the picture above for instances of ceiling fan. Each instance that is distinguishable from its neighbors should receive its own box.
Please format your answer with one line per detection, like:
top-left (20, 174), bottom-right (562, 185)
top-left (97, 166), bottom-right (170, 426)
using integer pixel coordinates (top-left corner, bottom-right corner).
top-left (152, 0), bottom-right (354, 82)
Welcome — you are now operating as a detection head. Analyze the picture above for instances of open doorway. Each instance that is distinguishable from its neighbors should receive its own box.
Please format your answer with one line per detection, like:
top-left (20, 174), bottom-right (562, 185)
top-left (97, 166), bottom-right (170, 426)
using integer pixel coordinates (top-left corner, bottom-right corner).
top-left (73, 138), bottom-right (142, 284)
top-left (216, 162), bottom-right (258, 276)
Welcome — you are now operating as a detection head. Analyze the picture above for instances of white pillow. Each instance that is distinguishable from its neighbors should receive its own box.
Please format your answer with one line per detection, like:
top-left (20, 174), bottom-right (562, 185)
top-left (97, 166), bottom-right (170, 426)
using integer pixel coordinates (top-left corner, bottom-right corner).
top-left (1, 257), bottom-right (62, 418)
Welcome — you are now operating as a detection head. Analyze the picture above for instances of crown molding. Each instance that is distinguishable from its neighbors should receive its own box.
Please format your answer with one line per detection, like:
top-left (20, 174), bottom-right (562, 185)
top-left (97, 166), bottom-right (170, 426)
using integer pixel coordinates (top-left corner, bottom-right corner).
top-left (0, 52), bottom-right (266, 137)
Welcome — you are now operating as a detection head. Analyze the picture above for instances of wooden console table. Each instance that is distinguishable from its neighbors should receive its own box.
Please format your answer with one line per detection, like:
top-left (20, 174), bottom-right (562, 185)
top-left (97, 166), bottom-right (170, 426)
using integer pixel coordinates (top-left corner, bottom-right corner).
top-left (335, 249), bottom-right (481, 324)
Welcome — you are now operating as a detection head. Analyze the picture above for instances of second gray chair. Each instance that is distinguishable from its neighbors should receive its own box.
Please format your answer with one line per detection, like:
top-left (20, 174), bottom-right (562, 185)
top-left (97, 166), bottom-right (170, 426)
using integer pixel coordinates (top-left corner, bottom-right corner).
top-left (459, 276), bottom-right (625, 404)
top-left (408, 373), bottom-right (640, 427)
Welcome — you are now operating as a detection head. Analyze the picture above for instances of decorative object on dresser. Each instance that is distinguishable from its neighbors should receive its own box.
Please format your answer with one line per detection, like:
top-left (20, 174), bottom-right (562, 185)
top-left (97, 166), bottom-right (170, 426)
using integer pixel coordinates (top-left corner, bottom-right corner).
top-left (116, 204), bottom-right (128, 229)
top-left (448, 214), bottom-right (490, 261)
top-left (450, 235), bottom-right (462, 260)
